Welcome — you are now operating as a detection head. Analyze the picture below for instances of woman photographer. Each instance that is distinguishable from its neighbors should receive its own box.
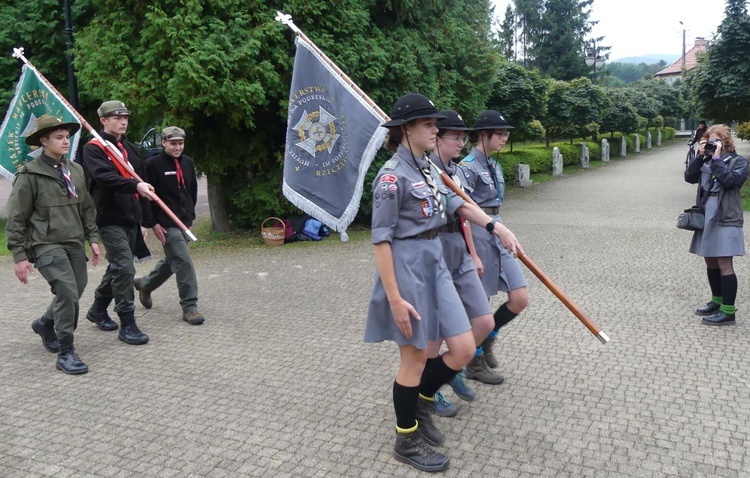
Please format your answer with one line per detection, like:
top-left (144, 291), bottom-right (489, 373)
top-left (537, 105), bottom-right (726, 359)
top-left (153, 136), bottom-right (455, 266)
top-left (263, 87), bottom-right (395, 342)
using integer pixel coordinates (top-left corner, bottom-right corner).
top-left (685, 124), bottom-right (748, 326)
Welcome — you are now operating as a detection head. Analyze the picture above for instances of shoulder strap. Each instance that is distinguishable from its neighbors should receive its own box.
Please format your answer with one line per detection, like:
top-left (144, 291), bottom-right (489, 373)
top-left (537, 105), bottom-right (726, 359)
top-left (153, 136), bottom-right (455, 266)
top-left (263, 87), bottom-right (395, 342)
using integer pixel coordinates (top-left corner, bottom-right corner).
top-left (89, 139), bottom-right (135, 180)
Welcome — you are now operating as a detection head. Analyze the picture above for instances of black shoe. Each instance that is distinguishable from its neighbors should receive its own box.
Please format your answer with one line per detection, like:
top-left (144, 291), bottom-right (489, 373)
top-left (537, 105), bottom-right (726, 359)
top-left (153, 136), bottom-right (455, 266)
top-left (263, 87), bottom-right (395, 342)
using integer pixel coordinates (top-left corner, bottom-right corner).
top-left (86, 307), bottom-right (118, 331)
top-left (415, 398), bottom-right (445, 446)
top-left (118, 323), bottom-right (149, 345)
top-left (56, 336), bottom-right (88, 375)
top-left (702, 311), bottom-right (736, 326)
top-left (134, 278), bottom-right (152, 309)
top-left (31, 318), bottom-right (59, 353)
top-left (393, 431), bottom-right (449, 472)
top-left (695, 301), bottom-right (721, 316)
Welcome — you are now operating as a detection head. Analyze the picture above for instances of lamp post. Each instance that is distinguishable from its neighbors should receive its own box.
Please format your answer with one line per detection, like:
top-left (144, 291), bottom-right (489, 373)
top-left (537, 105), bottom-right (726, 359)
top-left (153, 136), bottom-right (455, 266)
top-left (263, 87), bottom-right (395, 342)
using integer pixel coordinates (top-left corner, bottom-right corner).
top-left (63, 0), bottom-right (79, 110)
top-left (584, 45), bottom-right (605, 84)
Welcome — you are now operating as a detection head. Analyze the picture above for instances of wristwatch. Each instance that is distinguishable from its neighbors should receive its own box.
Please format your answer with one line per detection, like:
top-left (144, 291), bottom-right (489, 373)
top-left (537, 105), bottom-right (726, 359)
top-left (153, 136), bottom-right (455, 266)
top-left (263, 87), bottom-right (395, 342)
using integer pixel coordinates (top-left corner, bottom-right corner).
top-left (485, 220), bottom-right (497, 233)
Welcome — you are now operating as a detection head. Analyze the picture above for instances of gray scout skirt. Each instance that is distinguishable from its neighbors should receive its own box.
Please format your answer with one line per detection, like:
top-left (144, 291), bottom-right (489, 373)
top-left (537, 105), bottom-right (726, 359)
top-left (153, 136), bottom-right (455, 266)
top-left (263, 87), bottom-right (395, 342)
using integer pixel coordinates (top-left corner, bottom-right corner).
top-left (439, 231), bottom-right (493, 321)
top-left (469, 214), bottom-right (528, 298)
top-left (365, 237), bottom-right (471, 350)
top-left (689, 196), bottom-right (745, 257)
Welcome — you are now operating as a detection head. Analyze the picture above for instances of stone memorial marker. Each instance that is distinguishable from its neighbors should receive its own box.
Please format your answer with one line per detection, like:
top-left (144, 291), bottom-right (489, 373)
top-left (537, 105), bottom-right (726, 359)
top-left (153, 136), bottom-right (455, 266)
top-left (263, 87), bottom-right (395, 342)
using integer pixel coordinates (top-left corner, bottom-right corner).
top-left (580, 142), bottom-right (590, 169)
top-left (553, 147), bottom-right (563, 176)
top-left (515, 163), bottom-right (533, 187)
top-left (602, 139), bottom-right (610, 162)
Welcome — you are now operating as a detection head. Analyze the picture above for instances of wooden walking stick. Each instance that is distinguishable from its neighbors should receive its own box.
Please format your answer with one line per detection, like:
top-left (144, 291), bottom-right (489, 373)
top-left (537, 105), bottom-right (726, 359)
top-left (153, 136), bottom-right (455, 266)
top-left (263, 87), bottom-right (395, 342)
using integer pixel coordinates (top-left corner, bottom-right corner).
top-left (433, 165), bottom-right (610, 344)
top-left (12, 47), bottom-right (197, 242)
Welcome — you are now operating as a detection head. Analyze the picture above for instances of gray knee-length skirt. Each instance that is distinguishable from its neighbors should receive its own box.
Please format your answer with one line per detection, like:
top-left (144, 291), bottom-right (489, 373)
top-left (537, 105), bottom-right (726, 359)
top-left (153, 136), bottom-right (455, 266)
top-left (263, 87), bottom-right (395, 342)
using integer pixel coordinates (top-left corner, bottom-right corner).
top-left (439, 231), bottom-right (492, 321)
top-left (689, 196), bottom-right (745, 257)
top-left (469, 214), bottom-right (528, 298)
top-left (365, 237), bottom-right (471, 350)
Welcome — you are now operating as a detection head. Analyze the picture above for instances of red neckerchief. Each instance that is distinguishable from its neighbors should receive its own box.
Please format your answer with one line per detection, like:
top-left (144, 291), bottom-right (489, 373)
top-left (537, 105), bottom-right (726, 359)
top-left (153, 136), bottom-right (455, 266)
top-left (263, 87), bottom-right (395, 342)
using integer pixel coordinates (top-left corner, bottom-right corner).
top-left (173, 157), bottom-right (185, 189)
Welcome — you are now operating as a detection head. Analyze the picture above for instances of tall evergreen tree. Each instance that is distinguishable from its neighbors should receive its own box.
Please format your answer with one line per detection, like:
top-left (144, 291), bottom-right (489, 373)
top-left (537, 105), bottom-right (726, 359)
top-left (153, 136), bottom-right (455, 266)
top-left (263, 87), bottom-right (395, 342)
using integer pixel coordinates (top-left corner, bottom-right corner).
top-left (73, 0), bottom-right (500, 230)
top-left (498, 5), bottom-right (516, 61)
top-left (688, 0), bottom-right (750, 123)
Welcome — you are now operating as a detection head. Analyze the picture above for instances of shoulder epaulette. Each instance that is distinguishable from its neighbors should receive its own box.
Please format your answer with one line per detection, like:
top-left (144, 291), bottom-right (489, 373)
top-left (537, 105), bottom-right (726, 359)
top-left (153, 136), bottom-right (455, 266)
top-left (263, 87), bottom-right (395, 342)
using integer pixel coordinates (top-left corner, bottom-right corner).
top-left (383, 158), bottom-right (400, 170)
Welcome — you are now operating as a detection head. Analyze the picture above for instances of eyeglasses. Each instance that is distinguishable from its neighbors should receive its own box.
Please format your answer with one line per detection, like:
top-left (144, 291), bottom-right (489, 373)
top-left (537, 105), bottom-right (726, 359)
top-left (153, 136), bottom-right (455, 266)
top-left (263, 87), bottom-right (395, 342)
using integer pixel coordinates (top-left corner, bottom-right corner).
top-left (492, 131), bottom-right (510, 139)
top-left (441, 135), bottom-right (466, 144)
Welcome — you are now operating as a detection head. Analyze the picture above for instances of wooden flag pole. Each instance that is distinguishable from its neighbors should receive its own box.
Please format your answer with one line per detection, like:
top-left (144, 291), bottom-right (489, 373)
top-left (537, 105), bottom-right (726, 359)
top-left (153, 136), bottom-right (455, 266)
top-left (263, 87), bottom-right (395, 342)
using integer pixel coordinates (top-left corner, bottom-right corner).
top-left (275, 15), bottom-right (608, 344)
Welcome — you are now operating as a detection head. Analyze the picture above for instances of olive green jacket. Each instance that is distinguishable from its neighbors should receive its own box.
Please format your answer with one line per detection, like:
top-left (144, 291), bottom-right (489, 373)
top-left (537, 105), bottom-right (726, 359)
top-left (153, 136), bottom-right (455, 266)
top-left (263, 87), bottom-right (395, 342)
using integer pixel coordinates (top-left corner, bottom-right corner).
top-left (5, 153), bottom-right (98, 263)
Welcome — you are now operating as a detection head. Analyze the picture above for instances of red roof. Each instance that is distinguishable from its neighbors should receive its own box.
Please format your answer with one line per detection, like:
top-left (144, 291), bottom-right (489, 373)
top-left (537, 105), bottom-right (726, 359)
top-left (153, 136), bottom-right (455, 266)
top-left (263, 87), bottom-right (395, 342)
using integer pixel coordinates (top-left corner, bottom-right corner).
top-left (655, 39), bottom-right (709, 77)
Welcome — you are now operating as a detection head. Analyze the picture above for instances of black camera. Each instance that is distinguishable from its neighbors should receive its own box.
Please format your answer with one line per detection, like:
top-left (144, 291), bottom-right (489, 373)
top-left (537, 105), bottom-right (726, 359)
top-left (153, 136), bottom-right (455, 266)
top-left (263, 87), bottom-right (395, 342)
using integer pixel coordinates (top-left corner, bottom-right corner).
top-left (704, 139), bottom-right (720, 155)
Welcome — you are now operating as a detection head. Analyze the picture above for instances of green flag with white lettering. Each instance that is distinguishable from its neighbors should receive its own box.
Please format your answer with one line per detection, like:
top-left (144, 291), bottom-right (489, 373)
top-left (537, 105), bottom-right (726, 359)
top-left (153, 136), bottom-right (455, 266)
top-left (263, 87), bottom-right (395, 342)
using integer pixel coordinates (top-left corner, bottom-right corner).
top-left (0, 65), bottom-right (81, 180)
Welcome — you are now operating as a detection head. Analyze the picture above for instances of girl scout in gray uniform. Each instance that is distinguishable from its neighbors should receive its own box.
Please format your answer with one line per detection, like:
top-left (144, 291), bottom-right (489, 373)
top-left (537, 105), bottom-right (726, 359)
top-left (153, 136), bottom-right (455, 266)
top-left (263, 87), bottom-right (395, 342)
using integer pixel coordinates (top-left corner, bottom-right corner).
top-left (427, 110), bottom-right (504, 414)
top-left (459, 110), bottom-right (529, 378)
top-left (365, 94), bottom-right (523, 472)
top-left (685, 124), bottom-right (748, 326)
top-left (5, 115), bottom-right (101, 375)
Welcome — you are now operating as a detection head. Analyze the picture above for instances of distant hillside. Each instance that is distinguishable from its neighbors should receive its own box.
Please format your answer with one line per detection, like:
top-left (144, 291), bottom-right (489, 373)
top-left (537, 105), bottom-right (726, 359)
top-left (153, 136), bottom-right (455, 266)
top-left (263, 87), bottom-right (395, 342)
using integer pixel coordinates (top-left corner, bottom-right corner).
top-left (614, 54), bottom-right (680, 64)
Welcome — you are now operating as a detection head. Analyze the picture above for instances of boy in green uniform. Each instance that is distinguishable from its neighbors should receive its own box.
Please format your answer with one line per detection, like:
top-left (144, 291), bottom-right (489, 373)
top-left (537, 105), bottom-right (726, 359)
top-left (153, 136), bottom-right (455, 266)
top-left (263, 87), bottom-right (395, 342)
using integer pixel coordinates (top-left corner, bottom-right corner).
top-left (5, 115), bottom-right (101, 374)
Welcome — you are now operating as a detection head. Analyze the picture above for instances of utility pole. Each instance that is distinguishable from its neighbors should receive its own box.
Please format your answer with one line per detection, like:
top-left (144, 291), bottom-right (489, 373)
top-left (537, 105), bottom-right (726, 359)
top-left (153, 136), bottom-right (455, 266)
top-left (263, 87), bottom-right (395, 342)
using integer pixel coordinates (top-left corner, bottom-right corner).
top-left (679, 21), bottom-right (686, 71)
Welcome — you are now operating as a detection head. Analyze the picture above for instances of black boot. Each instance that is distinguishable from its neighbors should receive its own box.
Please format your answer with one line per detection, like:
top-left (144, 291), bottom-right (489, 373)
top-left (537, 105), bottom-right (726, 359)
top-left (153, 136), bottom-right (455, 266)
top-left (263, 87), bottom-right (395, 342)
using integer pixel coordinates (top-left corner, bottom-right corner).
top-left (31, 317), bottom-right (59, 353)
top-left (56, 335), bottom-right (88, 375)
top-left (415, 397), bottom-right (445, 446)
top-left (118, 312), bottom-right (149, 345)
top-left (393, 430), bottom-right (449, 472)
top-left (702, 311), bottom-right (736, 326)
top-left (695, 301), bottom-right (721, 317)
top-left (86, 299), bottom-right (118, 331)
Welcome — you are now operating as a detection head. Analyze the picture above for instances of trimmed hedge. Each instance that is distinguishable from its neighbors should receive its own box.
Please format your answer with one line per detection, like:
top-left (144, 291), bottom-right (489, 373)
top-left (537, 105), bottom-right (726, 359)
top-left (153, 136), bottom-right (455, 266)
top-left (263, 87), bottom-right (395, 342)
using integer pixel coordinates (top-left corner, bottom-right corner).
top-left (492, 127), bottom-right (676, 181)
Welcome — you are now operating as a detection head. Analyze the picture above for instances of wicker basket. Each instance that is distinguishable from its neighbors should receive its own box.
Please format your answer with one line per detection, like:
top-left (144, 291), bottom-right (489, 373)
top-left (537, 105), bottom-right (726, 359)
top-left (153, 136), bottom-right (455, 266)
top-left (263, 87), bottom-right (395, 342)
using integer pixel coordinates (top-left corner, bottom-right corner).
top-left (260, 217), bottom-right (286, 246)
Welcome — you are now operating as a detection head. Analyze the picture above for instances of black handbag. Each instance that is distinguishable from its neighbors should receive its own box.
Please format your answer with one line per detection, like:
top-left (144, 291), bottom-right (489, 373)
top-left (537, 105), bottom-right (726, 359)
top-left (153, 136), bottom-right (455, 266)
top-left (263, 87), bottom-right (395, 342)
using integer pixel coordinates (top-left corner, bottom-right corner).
top-left (677, 205), bottom-right (705, 231)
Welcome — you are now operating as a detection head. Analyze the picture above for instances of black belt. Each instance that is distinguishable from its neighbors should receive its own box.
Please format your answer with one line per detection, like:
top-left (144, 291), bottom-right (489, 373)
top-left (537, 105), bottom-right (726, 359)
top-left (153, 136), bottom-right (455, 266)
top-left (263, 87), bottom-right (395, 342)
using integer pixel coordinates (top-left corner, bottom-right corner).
top-left (481, 207), bottom-right (499, 214)
top-left (439, 222), bottom-right (462, 233)
top-left (708, 192), bottom-right (719, 196)
top-left (401, 229), bottom-right (439, 240)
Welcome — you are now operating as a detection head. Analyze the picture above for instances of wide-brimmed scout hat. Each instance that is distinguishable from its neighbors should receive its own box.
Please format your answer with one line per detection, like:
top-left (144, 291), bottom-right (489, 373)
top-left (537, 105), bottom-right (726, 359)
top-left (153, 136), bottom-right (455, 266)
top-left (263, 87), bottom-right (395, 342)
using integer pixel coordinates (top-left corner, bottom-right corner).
top-left (24, 115), bottom-right (81, 146)
top-left (162, 126), bottom-right (186, 141)
top-left (436, 110), bottom-right (472, 132)
top-left (97, 100), bottom-right (131, 118)
top-left (472, 110), bottom-right (515, 130)
top-left (381, 93), bottom-right (446, 128)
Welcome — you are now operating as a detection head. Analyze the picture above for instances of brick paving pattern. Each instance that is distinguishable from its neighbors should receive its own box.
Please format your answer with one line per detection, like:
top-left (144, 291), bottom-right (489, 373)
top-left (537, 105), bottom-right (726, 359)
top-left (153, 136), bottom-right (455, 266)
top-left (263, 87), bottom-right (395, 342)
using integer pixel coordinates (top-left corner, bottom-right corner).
top-left (1, 141), bottom-right (749, 477)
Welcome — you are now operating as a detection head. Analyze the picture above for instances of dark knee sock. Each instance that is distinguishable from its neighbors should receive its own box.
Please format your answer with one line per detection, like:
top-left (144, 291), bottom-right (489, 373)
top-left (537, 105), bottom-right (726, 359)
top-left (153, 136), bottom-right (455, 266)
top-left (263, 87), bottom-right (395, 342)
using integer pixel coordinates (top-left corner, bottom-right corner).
top-left (720, 274), bottom-right (737, 314)
top-left (707, 268), bottom-right (722, 300)
top-left (419, 355), bottom-right (460, 398)
top-left (493, 302), bottom-right (518, 331)
top-left (420, 357), bottom-right (437, 386)
top-left (393, 381), bottom-right (419, 430)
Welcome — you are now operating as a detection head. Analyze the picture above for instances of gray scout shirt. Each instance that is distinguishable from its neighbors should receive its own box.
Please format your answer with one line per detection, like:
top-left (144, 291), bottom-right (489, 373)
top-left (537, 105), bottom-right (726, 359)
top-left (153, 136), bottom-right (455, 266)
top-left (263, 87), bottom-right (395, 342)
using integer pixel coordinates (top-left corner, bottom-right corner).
top-left (459, 146), bottom-right (504, 208)
top-left (372, 145), bottom-right (464, 243)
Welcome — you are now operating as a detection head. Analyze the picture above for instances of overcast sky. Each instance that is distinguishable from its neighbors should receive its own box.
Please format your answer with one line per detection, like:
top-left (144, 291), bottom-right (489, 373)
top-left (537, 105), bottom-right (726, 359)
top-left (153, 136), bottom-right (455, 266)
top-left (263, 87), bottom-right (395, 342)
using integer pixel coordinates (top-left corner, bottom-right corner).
top-left (491, 0), bottom-right (729, 61)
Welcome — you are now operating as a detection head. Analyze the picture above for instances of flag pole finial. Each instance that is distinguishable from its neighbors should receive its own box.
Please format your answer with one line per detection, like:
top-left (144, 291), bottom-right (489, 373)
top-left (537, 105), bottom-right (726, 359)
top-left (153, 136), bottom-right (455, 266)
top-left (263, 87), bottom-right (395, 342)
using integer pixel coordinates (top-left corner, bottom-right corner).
top-left (275, 11), bottom-right (293, 26)
top-left (12, 47), bottom-right (25, 59)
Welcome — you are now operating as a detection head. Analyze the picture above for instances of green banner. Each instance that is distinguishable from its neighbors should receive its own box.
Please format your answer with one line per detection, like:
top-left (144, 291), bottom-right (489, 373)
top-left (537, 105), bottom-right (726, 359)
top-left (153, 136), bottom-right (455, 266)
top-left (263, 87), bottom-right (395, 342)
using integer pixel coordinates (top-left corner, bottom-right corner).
top-left (0, 65), bottom-right (81, 180)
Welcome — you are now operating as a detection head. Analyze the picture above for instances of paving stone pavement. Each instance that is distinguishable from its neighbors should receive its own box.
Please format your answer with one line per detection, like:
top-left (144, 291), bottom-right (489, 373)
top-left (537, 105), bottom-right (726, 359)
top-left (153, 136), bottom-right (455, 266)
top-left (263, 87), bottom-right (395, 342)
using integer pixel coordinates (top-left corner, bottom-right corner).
top-left (1, 140), bottom-right (750, 477)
